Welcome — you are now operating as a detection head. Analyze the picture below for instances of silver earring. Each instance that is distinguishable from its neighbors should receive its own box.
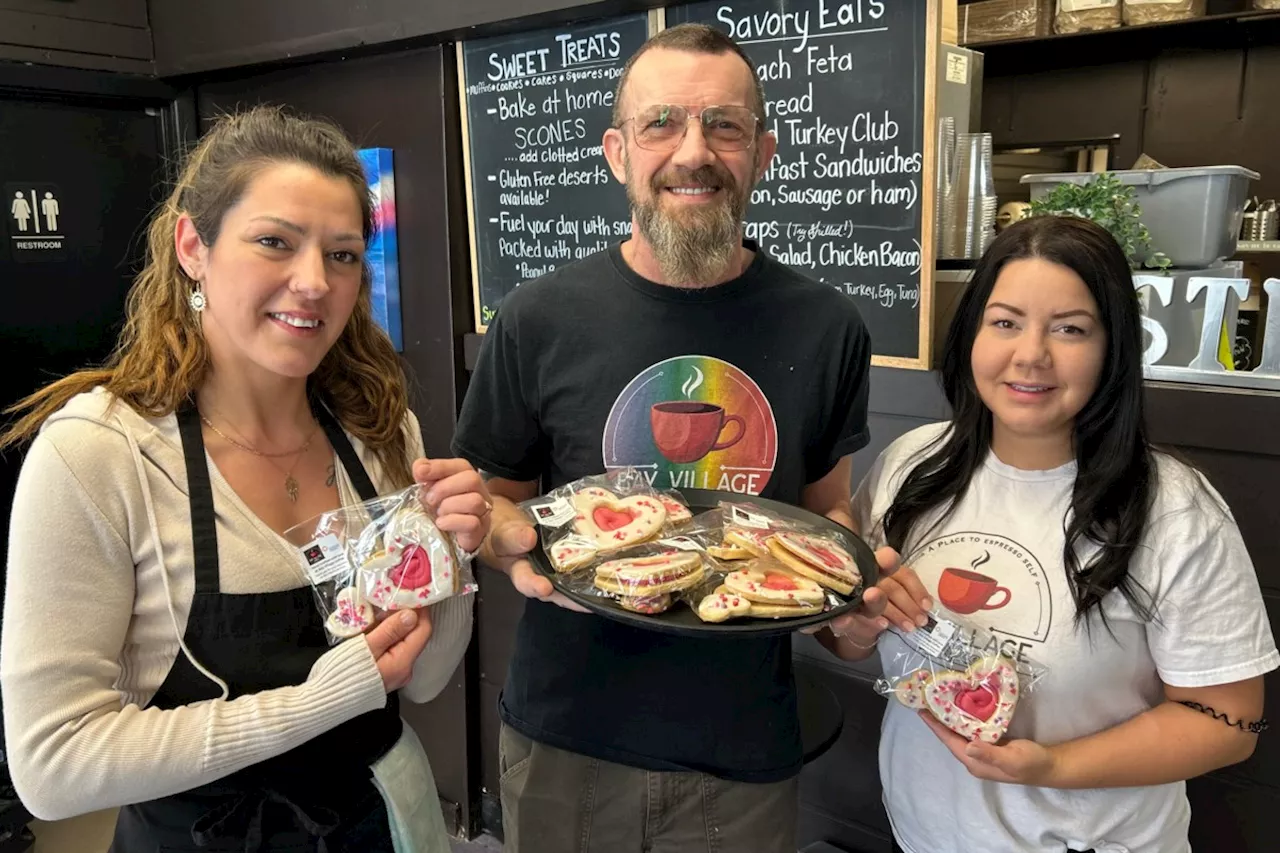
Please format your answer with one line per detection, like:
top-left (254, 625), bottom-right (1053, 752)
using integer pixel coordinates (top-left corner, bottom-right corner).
top-left (189, 283), bottom-right (206, 313)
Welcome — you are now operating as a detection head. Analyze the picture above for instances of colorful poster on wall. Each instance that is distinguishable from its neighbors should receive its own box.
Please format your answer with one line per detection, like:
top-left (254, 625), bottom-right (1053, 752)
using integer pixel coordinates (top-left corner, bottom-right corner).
top-left (357, 148), bottom-right (403, 351)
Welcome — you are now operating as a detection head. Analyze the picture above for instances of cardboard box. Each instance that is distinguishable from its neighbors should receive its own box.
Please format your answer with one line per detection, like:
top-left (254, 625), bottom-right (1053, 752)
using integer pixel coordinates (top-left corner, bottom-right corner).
top-left (961, 0), bottom-right (1054, 44)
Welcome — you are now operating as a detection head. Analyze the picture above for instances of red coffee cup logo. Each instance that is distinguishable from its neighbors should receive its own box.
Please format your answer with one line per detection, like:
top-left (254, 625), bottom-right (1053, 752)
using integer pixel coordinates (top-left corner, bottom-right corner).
top-left (650, 401), bottom-right (745, 464)
top-left (936, 551), bottom-right (1011, 615)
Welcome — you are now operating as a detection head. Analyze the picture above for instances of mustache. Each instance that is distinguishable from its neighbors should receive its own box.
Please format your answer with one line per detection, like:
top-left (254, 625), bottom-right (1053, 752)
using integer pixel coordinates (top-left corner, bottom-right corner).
top-left (650, 165), bottom-right (737, 194)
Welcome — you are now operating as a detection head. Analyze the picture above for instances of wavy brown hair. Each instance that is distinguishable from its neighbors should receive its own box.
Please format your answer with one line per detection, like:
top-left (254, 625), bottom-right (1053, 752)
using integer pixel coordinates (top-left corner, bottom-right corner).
top-left (1, 105), bottom-right (413, 487)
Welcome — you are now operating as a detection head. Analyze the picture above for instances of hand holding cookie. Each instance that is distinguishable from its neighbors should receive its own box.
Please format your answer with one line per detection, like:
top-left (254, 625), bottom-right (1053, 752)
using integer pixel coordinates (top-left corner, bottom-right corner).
top-left (815, 548), bottom-right (928, 658)
top-left (917, 710), bottom-right (1056, 786)
top-left (414, 458), bottom-right (493, 556)
top-left (487, 513), bottom-right (589, 613)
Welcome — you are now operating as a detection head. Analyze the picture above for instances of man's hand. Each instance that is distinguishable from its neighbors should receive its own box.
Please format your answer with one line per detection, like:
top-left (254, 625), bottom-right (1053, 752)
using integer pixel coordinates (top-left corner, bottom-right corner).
top-left (486, 512), bottom-right (591, 612)
top-left (481, 486), bottom-right (588, 613)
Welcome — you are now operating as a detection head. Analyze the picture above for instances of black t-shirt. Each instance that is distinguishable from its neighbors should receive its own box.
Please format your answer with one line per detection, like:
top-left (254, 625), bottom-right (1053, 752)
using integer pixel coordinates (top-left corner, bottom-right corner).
top-left (454, 241), bottom-right (871, 782)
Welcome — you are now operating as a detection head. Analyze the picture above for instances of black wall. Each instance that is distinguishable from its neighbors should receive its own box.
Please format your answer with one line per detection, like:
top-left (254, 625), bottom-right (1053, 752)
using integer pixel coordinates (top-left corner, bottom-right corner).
top-left (148, 0), bottom-right (666, 76)
top-left (0, 0), bottom-right (152, 74)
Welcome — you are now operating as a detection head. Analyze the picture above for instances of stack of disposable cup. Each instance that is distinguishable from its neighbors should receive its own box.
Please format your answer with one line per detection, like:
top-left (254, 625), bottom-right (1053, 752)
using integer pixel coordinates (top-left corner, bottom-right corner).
top-left (947, 132), bottom-right (998, 259)
top-left (935, 117), bottom-right (956, 259)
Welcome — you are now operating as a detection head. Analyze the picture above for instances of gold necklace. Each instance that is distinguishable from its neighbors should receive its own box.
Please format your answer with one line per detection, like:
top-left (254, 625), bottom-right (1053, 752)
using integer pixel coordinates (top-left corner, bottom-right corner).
top-left (200, 413), bottom-right (317, 503)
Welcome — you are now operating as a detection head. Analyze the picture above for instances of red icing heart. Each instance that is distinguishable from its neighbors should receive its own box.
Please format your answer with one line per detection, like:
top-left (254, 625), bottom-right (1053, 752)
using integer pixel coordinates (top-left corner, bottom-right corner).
top-left (954, 684), bottom-right (997, 721)
top-left (390, 545), bottom-right (432, 589)
top-left (593, 506), bottom-right (638, 531)
top-left (762, 572), bottom-right (799, 591)
top-left (810, 545), bottom-right (844, 569)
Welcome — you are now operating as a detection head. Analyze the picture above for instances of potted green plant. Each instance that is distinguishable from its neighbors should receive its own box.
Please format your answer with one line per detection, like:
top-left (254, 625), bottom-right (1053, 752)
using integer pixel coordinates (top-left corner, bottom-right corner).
top-left (1027, 172), bottom-right (1172, 271)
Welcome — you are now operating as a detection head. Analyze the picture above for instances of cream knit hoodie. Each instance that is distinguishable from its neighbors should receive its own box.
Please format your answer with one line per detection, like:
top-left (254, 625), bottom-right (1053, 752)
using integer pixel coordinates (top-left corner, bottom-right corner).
top-left (1, 388), bottom-right (473, 820)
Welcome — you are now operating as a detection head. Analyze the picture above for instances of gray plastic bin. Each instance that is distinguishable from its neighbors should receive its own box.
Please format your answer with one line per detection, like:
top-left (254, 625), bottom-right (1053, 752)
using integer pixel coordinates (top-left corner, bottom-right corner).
top-left (1020, 166), bottom-right (1260, 268)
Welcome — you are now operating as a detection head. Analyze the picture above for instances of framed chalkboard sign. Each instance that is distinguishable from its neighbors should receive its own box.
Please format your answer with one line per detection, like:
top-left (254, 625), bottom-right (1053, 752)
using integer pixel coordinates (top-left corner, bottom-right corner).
top-left (664, 0), bottom-right (939, 367)
top-left (458, 13), bottom-right (658, 332)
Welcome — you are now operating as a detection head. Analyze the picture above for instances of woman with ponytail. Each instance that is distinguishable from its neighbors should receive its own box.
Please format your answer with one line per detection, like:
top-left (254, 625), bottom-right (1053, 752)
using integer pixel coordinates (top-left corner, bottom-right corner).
top-left (825, 216), bottom-right (1277, 853)
top-left (1, 105), bottom-right (487, 852)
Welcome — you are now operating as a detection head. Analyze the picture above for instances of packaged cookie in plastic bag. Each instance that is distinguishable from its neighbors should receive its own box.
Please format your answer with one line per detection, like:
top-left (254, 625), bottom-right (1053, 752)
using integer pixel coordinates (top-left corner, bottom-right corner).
top-left (1054, 0), bottom-right (1121, 34)
top-left (582, 509), bottom-right (727, 616)
top-left (1123, 0), bottom-right (1205, 25)
top-left (875, 612), bottom-right (1048, 743)
top-left (519, 468), bottom-right (688, 574)
top-left (287, 485), bottom-right (478, 644)
top-left (687, 501), bottom-right (866, 623)
top-left (715, 501), bottom-right (864, 596)
top-left (694, 556), bottom-right (832, 623)
top-left (591, 544), bottom-right (711, 615)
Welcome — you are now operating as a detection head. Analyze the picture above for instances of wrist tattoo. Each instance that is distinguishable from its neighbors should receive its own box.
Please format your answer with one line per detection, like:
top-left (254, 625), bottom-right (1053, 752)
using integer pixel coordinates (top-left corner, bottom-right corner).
top-left (1177, 700), bottom-right (1269, 734)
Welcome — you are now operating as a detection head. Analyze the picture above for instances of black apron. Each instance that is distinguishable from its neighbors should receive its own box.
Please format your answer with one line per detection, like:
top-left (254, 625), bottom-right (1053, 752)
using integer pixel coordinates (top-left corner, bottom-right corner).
top-left (110, 402), bottom-right (403, 853)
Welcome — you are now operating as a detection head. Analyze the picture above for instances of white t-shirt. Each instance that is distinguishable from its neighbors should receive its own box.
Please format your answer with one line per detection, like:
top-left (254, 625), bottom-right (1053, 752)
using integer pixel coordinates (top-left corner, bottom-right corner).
top-left (853, 422), bottom-right (1279, 853)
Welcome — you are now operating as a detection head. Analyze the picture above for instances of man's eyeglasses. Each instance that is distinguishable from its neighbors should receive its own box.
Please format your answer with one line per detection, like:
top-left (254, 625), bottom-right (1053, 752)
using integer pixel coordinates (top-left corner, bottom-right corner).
top-left (618, 104), bottom-right (761, 153)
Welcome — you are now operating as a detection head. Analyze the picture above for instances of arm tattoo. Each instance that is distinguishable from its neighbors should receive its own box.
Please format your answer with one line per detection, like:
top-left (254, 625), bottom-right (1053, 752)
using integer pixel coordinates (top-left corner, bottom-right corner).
top-left (1177, 700), bottom-right (1269, 734)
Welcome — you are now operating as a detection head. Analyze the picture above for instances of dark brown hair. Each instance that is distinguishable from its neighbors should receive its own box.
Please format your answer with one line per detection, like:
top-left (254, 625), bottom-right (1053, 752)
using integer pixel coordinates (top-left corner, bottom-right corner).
top-left (883, 215), bottom-right (1157, 628)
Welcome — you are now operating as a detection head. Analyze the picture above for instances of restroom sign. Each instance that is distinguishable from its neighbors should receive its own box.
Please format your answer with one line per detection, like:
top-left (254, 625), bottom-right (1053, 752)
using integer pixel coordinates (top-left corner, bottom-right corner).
top-left (5, 182), bottom-right (67, 262)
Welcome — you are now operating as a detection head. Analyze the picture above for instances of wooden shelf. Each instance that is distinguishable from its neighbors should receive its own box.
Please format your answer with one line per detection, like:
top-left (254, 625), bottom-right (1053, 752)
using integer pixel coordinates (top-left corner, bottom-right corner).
top-left (966, 8), bottom-right (1280, 74)
top-left (1238, 240), bottom-right (1280, 253)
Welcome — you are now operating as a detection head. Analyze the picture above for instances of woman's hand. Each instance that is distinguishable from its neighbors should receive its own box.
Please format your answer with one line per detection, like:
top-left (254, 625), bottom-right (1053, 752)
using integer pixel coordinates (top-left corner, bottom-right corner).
top-left (918, 710), bottom-right (1058, 785)
top-left (814, 549), bottom-right (933, 659)
top-left (414, 458), bottom-right (492, 555)
top-left (366, 609), bottom-right (434, 693)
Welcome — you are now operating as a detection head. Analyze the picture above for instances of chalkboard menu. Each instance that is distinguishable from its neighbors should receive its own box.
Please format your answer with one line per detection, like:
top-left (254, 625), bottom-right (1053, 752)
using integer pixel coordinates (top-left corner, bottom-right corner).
top-left (666, 0), bottom-right (937, 365)
top-left (459, 14), bottom-right (652, 330)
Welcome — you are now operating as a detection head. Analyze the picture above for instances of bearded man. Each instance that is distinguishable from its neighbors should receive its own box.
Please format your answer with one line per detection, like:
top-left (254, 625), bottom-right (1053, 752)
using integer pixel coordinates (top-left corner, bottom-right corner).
top-left (454, 23), bottom-right (883, 853)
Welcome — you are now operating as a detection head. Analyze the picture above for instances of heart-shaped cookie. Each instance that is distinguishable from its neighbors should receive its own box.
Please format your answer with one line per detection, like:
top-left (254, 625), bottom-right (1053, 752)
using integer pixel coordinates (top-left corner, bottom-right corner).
top-left (657, 493), bottom-right (693, 525)
top-left (572, 489), bottom-right (666, 553)
top-left (707, 544), bottom-right (753, 561)
top-left (362, 506), bottom-right (459, 610)
top-left (724, 564), bottom-right (826, 606)
top-left (696, 583), bottom-right (822, 622)
top-left (593, 551), bottom-right (704, 597)
top-left (923, 656), bottom-right (1020, 743)
top-left (768, 532), bottom-right (860, 595)
top-left (326, 586), bottom-right (375, 639)
top-left (548, 535), bottom-right (598, 572)
top-left (892, 670), bottom-right (931, 710)
top-left (722, 527), bottom-right (772, 558)
top-left (696, 589), bottom-right (753, 623)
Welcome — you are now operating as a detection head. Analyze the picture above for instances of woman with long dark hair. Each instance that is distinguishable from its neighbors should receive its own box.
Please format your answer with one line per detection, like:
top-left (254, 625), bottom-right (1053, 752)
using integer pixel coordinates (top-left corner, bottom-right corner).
top-left (826, 215), bottom-right (1277, 852)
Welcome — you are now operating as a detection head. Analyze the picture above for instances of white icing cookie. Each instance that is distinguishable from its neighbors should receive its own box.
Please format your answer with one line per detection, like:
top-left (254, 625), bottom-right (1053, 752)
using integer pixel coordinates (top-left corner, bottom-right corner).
top-left (723, 565), bottom-right (826, 606)
top-left (892, 670), bottom-right (931, 709)
top-left (548, 534), bottom-right (598, 572)
top-left (923, 656), bottom-right (1021, 744)
top-left (742, 598), bottom-right (824, 618)
top-left (361, 506), bottom-right (459, 611)
top-left (707, 544), bottom-right (753, 561)
top-left (722, 527), bottom-right (772, 558)
top-left (657, 493), bottom-right (693, 525)
top-left (768, 532), bottom-right (860, 595)
top-left (696, 589), bottom-right (752, 623)
top-left (593, 551), bottom-right (704, 597)
top-left (325, 586), bottom-right (374, 639)
top-left (572, 489), bottom-right (666, 553)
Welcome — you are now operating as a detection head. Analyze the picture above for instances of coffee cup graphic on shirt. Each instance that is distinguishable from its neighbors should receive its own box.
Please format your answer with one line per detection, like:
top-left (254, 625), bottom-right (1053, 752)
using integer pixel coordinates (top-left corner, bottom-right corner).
top-left (937, 551), bottom-right (1011, 614)
top-left (650, 401), bottom-right (746, 464)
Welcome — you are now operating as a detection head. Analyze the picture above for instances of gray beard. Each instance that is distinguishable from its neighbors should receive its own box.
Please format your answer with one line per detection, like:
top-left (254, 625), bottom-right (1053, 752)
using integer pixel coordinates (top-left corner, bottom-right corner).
top-left (626, 158), bottom-right (754, 286)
